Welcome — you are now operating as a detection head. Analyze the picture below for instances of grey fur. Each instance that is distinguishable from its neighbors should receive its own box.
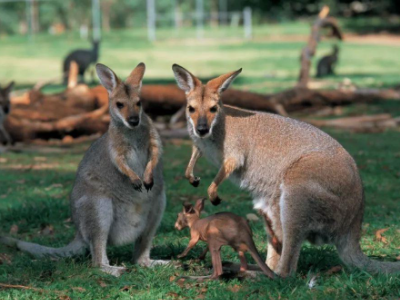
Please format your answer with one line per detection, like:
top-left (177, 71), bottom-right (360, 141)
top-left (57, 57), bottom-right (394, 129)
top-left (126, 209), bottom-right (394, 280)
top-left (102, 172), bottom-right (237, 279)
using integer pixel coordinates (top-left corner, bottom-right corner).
top-left (0, 65), bottom-right (166, 277)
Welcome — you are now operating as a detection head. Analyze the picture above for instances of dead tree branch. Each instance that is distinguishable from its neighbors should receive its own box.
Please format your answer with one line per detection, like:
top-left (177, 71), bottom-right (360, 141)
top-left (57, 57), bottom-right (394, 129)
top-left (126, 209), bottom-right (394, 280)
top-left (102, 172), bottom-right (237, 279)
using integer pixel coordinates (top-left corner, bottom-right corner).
top-left (298, 6), bottom-right (343, 87)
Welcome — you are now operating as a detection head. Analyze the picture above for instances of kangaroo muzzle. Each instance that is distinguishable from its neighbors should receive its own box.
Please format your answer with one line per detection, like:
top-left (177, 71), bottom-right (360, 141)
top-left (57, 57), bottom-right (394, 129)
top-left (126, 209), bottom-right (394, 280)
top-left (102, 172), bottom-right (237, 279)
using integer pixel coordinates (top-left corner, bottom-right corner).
top-left (196, 118), bottom-right (210, 137)
top-left (127, 115), bottom-right (140, 127)
top-left (3, 105), bottom-right (9, 115)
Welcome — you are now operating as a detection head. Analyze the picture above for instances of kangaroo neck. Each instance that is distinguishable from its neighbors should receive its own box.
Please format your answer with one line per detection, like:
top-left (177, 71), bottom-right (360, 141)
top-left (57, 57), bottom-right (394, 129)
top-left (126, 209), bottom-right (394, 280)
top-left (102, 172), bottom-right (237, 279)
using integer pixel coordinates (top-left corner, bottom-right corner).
top-left (188, 215), bottom-right (201, 229)
top-left (92, 44), bottom-right (99, 60)
top-left (108, 119), bottom-right (147, 146)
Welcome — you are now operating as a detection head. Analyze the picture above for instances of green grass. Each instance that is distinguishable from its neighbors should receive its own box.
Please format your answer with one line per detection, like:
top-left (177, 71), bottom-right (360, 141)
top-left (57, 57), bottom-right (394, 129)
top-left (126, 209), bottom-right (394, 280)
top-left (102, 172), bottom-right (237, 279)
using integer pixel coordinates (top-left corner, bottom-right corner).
top-left (1, 23), bottom-right (400, 299)
top-left (1, 22), bottom-right (400, 93)
top-left (1, 131), bottom-right (400, 299)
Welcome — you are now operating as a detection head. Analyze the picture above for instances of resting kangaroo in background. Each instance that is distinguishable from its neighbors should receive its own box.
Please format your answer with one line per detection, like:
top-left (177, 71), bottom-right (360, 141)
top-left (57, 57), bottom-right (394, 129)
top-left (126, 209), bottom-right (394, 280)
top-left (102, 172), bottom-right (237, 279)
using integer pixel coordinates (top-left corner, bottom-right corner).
top-left (316, 45), bottom-right (339, 78)
top-left (0, 81), bottom-right (14, 145)
top-left (1, 63), bottom-right (166, 277)
top-left (175, 199), bottom-right (275, 279)
top-left (172, 64), bottom-right (400, 277)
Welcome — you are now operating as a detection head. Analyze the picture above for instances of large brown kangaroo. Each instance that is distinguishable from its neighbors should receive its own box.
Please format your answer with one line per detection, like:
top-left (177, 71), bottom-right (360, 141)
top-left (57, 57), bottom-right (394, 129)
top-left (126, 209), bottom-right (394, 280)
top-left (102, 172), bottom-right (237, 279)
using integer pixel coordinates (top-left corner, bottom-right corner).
top-left (172, 64), bottom-right (400, 277)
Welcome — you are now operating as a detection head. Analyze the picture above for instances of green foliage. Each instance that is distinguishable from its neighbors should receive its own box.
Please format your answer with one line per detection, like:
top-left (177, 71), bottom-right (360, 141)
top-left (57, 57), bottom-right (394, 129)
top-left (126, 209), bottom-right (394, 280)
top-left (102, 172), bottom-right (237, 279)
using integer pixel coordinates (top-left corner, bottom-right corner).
top-left (1, 0), bottom-right (399, 35)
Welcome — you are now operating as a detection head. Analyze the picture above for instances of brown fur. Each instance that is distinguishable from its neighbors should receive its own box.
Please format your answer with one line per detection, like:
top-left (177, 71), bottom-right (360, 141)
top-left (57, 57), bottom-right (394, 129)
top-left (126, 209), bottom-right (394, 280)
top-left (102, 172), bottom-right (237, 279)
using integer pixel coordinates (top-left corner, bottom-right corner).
top-left (175, 199), bottom-right (275, 279)
top-left (172, 64), bottom-right (400, 277)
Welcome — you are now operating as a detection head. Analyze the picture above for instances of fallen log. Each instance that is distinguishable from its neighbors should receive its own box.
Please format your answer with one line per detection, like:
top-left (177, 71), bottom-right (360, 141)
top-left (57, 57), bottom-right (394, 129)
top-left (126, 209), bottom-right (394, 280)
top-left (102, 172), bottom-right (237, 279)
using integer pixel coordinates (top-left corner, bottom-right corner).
top-left (7, 82), bottom-right (400, 142)
top-left (268, 86), bottom-right (400, 112)
top-left (304, 114), bottom-right (400, 132)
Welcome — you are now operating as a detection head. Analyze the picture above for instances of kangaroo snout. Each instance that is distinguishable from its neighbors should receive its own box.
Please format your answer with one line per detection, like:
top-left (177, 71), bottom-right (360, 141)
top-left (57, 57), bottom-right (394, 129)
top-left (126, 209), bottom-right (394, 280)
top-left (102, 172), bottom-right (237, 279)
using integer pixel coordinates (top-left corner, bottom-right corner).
top-left (174, 223), bottom-right (182, 231)
top-left (127, 115), bottom-right (140, 127)
top-left (196, 125), bottom-right (209, 137)
top-left (196, 118), bottom-right (210, 137)
top-left (3, 106), bottom-right (10, 115)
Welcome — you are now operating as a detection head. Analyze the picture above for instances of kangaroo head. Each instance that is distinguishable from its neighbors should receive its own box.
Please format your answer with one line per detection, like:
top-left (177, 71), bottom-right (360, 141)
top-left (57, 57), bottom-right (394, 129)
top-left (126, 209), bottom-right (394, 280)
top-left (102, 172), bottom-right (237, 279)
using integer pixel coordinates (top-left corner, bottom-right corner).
top-left (96, 63), bottom-right (145, 129)
top-left (172, 64), bottom-right (241, 139)
top-left (0, 81), bottom-right (14, 117)
top-left (174, 198), bottom-right (205, 230)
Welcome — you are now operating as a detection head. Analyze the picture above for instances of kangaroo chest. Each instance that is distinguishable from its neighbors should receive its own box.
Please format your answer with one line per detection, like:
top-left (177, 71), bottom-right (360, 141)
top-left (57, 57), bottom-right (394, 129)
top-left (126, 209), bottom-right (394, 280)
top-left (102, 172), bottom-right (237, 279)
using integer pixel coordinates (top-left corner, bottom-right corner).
top-left (126, 144), bottom-right (148, 178)
top-left (195, 139), bottom-right (222, 167)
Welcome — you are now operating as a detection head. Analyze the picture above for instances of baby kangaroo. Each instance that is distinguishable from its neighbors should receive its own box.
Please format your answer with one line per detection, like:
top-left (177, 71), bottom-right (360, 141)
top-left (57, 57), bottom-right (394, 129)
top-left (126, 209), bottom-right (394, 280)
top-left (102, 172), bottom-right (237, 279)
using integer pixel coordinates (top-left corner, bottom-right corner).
top-left (172, 64), bottom-right (400, 277)
top-left (175, 199), bottom-right (275, 280)
top-left (0, 63), bottom-right (166, 276)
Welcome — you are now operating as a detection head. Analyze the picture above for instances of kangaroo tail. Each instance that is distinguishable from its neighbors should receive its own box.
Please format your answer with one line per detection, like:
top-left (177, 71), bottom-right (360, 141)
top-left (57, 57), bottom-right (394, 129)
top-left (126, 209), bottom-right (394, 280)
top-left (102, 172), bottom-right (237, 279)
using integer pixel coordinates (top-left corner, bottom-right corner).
top-left (246, 238), bottom-right (275, 279)
top-left (337, 238), bottom-right (400, 274)
top-left (0, 234), bottom-right (87, 258)
top-left (336, 206), bottom-right (400, 275)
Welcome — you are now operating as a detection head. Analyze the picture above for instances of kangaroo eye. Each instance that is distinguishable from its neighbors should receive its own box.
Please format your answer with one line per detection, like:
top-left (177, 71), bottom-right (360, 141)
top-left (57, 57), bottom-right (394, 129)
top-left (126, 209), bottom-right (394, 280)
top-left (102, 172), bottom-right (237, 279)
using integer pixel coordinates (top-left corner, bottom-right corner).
top-left (210, 106), bottom-right (218, 113)
top-left (116, 102), bottom-right (124, 109)
top-left (136, 101), bottom-right (141, 107)
top-left (188, 106), bottom-right (195, 113)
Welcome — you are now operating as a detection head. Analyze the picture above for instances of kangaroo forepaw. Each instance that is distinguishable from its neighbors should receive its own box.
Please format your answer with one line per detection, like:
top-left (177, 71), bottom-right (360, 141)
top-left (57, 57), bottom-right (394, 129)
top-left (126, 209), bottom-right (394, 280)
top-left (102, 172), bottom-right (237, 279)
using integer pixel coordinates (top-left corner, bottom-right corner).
top-left (144, 178), bottom-right (154, 192)
top-left (189, 176), bottom-right (200, 187)
top-left (132, 179), bottom-right (143, 192)
top-left (210, 196), bottom-right (222, 206)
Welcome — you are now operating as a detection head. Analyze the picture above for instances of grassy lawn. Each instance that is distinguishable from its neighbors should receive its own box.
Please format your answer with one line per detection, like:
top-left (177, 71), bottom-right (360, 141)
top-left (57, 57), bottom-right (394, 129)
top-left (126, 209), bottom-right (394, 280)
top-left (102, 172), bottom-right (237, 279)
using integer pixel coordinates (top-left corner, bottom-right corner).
top-left (0, 131), bottom-right (400, 299)
top-left (1, 23), bottom-right (400, 299)
top-left (1, 21), bottom-right (400, 92)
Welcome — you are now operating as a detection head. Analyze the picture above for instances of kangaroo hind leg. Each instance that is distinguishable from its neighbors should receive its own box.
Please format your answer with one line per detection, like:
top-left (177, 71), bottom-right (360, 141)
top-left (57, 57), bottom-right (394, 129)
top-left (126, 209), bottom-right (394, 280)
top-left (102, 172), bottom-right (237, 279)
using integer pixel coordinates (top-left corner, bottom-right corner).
top-left (276, 185), bottom-right (308, 278)
top-left (133, 192), bottom-right (167, 267)
top-left (79, 196), bottom-right (126, 277)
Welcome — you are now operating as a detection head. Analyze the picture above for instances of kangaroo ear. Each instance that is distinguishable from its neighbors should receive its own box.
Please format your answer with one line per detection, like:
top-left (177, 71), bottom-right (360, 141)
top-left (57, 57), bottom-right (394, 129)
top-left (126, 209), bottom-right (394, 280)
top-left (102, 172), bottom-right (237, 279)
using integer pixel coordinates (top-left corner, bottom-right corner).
top-left (194, 198), bottom-right (205, 214)
top-left (207, 68), bottom-right (242, 94)
top-left (183, 202), bottom-right (195, 214)
top-left (96, 63), bottom-right (120, 93)
top-left (4, 81), bottom-right (15, 94)
top-left (125, 62), bottom-right (146, 90)
top-left (172, 64), bottom-right (201, 94)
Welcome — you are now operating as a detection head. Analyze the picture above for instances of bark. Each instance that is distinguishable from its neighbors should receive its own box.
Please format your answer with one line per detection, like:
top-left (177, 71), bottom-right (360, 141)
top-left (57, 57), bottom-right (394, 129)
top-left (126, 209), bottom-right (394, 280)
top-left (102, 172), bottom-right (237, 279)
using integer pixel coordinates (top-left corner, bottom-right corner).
top-left (7, 83), bottom-right (400, 142)
top-left (304, 114), bottom-right (400, 132)
top-left (298, 6), bottom-right (343, 87)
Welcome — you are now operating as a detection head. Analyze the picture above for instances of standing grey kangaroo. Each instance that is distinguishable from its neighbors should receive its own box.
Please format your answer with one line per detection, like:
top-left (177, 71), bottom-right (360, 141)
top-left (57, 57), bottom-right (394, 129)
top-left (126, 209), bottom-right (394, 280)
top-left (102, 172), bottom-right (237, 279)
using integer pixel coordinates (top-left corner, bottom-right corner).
top-left (1, 63), bottom-right (166, 277)
top-left (0, 81), bottom-right (14, 145)
top-left (172, 64), bottom-right (400, 277)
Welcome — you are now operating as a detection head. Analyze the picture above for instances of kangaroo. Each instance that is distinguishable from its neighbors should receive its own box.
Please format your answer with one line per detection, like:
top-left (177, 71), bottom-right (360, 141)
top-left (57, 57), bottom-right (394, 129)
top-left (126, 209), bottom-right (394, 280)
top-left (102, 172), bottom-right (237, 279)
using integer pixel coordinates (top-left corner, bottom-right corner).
top-left (171, 64), bottom-right (400, 277)
top-left (316, 45), bottom-right (339, 78)
top-left (0, 81), bottom-right (14, 145)
top-left (175, 198), bottom-right (275, 279)
top-left (63, 40), bottom-right (100, 84)
top-left (1, 63), bottom-right (166, 277)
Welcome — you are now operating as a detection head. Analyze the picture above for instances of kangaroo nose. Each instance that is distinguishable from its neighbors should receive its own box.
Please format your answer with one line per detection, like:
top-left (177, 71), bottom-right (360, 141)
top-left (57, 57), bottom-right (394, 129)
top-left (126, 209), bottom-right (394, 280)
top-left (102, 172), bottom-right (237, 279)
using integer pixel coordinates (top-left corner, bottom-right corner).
top-left (197, 125), bottom-right (209, 136)
top-left (3, 106), bottom-right (9, 114)
top-left (128, 116), bottom-right (139, 127)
